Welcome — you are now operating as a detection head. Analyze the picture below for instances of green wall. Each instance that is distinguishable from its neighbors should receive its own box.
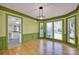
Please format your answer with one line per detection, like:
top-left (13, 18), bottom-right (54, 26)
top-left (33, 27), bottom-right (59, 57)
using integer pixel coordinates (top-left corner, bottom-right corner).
top-left (0, 9), bottom-right (39, 50)
top-left (23, 17), bottom-right (39, 42)
top-left (0, 10), bottom-right (7, 50)
top-left (0, 11), bottom-right (6, 37)
top-left (77, 9), bottom-right (79, 48)
top-left (23, 17), bottom-right (38, 34)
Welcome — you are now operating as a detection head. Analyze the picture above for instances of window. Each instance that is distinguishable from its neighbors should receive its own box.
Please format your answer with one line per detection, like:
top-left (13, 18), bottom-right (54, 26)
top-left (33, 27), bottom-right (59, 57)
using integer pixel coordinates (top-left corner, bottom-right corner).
top-left (46, 22), bottom-right (53, 38)
top-left (40, 23), bottom-right (44, 37)
top-left (68, 17), bottom-right (75, 44)
top-left (54, 21), bottom-right (62, 40)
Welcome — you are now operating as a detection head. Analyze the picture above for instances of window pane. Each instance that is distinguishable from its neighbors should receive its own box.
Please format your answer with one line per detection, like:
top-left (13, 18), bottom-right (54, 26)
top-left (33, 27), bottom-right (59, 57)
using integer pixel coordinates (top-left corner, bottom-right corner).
top-left (46, 22), bottom-right (53, 38)
top-left (68, 17), bottom-right (75, 44)
top-left (40, 23), bottom-right (44, 37)
top-left (54, 21), bottom-right (62, 40)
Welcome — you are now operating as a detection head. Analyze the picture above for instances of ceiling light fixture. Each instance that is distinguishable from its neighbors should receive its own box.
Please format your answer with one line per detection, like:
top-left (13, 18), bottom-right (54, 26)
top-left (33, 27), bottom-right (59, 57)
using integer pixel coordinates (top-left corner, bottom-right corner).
top-left (37, 6), bottom-right (45, 20)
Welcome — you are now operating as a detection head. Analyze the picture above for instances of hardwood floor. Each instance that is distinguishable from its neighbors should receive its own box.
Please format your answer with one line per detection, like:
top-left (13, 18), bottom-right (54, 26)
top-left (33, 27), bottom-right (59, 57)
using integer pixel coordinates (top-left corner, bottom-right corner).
top-left (0, 39), bottom-right (79, 55)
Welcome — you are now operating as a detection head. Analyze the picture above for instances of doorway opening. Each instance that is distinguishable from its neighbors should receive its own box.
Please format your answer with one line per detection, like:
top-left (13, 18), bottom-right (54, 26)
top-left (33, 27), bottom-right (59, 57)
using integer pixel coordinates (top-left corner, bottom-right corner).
top-left (7, 15), bottom-right (22, 49)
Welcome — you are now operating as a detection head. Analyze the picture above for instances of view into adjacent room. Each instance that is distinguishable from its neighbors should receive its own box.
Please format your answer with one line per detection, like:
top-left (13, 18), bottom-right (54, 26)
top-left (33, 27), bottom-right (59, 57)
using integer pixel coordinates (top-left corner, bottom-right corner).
top-left (8, 15), bottom-right (22, 48)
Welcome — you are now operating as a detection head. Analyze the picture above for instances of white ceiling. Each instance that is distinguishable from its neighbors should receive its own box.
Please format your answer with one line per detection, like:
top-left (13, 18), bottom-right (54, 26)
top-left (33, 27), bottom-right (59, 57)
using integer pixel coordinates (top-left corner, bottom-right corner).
top-left (0, 3), bottom-right (78, 19)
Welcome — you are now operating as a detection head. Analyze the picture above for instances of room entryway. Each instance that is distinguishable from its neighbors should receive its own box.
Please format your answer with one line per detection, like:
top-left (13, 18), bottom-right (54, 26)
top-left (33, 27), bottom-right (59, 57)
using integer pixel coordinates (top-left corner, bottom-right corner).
top-left (7, 15), bottom-right (22, 49)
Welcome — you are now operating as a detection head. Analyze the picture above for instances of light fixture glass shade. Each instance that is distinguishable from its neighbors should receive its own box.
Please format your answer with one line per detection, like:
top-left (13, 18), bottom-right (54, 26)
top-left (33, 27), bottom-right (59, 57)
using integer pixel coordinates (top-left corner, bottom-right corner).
top-left (37, 15), bottom-right (45, 19)
top-left (38, 6), bottom-right (45, 20)
top-left (39, 17), bottom-right (43, 19)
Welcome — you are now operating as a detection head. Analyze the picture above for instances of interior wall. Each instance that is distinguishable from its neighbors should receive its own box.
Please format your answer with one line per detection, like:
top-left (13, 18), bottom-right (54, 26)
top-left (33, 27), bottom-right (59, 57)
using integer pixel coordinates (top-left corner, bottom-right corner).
top-left (0, 11), bottom-right (6, 37)
top-left (0, 11), bottom-right (6, 50)
top-left (23, 17), bottom-right (38, 34)
top-left (23, 17), bottom-right (39, 42)
top-left (77, 9), bottom-right (79, 48)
